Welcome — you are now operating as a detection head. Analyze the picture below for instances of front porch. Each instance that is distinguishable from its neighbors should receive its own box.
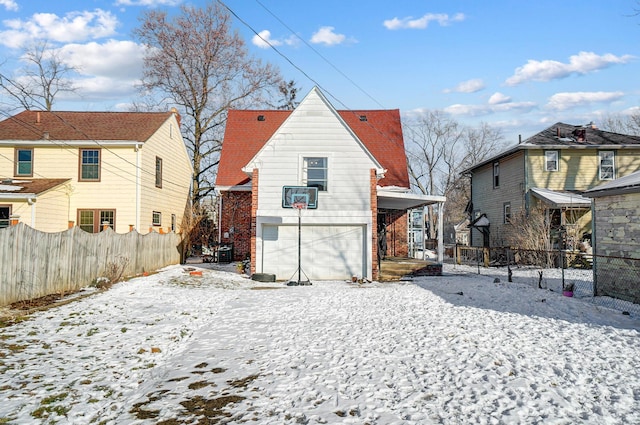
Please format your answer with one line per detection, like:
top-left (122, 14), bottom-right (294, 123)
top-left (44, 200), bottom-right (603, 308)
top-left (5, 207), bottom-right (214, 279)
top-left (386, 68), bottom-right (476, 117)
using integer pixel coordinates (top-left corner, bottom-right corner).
top-left (379, 256), bottom-right (442, 281)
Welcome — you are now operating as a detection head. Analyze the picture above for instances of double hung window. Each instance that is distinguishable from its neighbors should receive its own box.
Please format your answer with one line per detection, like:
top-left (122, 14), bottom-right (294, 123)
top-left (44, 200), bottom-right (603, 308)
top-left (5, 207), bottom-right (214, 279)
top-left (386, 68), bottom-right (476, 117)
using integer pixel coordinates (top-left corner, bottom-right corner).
top-left (303, 157), bottom-right (328, 191)
top-left (79, 149), bottom-right (100, 181)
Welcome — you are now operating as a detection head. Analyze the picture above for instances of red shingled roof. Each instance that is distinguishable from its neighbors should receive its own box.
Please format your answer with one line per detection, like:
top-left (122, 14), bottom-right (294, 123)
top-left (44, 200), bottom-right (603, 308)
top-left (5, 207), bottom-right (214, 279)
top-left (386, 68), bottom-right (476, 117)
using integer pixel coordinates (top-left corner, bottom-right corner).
top-left (0, 110), bottom-right (176, 142)
top-left (216, 109), bottom-right (409, 188)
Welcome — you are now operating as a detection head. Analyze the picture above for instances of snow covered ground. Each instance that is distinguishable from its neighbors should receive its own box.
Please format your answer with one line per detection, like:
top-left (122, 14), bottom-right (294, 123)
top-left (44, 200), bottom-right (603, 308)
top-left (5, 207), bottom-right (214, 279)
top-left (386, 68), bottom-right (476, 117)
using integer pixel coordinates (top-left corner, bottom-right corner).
top-left (1, 262), bottom-right (639, 424)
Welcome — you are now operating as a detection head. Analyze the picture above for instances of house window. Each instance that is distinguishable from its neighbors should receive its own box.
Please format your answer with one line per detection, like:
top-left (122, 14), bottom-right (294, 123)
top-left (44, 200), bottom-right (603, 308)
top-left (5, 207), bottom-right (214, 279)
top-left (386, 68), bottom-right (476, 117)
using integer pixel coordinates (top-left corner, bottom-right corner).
top-left (545, 151), bottom-right (558, 172)
top-left (503, 202), bottom-right (511, 224)
top-left (171, 214), bottom-right (176, 232)
top-left (78, 209), bottom-right (115, 233)
top-left (0, 205), bottom-right (10, 228)
top-left (79, 149), bottom-right (100, 181)
top-left (15, 148), bottom-right (33, 176)
top-left (155, 156), bottom-right (163, 188)
top-left (493, 162), bottom-right (500, 188)
top-left (152, 211), bottom-right (162, 226)
top-left (599, 151), bottom-right (615, 180)
top-left (304, 157), bottom-right (328, 191)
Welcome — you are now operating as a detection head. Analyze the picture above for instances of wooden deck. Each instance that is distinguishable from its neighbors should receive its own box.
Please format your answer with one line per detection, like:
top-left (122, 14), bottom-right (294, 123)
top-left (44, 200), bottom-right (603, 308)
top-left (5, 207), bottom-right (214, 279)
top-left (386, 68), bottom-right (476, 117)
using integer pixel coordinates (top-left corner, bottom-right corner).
top-left (379, 256), bottom-right (442, 281)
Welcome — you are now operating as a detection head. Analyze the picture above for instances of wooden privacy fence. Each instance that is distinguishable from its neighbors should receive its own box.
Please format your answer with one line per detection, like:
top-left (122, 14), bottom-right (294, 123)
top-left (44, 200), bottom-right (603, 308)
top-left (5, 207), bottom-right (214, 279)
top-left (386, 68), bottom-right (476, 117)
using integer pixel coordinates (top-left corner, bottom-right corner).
top-left (0, 223), bottom-right (182, 307)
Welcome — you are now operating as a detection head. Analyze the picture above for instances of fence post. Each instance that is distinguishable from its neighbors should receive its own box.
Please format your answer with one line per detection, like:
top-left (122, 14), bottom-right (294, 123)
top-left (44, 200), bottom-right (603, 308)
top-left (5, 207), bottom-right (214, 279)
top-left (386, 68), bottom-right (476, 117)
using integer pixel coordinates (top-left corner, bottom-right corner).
top-left (483, 247), bottom-right (489, 267)
top-left (456, 244), bottom-right (461, 265)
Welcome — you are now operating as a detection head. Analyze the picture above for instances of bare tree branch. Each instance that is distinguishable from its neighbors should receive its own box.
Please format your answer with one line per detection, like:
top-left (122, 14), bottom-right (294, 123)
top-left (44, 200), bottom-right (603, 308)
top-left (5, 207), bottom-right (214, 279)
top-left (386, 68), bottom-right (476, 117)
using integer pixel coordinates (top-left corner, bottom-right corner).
top-left (134, 2), bottom-right (282, 204)
top-left (0, 41), bottom-right (77, 111)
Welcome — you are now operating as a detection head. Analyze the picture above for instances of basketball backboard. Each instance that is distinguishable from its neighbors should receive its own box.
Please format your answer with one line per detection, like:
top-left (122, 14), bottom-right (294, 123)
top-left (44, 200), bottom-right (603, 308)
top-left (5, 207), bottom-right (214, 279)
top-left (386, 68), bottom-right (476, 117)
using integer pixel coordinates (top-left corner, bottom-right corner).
top-left (282, 186), bottom-right (318, 209)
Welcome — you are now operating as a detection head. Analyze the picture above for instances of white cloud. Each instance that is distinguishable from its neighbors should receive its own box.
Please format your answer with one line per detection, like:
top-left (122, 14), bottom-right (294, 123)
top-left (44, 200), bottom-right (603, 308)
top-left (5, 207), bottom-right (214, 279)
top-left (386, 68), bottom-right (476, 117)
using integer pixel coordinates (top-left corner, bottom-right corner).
top-left (0, 9), bottom-right (119, 48)
top-left (622, 106), bottom-right (640, 116)
top-left (252, 30), bottom-right (299, 49)
top-left (488, 92), bottom-right (511, 105)
top-left (0, 0), bottom-right (18, 11)
top-left (383, 13), bottom-right (465, 30)
top-left (115, 0), bottom-right (182, 5)
top-left (546, 91), bottom-right (624, 111)
top-left (506, 51), bottom-right (634, 86)
top-left (59, 40), bottom-right (146, 81)
top-left (310, 26), bottom-right (347, 46)
top-left (444, 99), bottom-right (536, 117)
top-left (252, 30), bottom-right (281, 49)
top-left (445, 78), bottom-right (485, 93)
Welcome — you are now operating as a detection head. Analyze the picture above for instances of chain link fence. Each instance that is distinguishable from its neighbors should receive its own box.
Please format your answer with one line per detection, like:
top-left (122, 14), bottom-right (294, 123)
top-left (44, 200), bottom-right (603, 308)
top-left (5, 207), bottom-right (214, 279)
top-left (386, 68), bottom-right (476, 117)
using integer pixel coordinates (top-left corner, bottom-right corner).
top-left (451, 245), bottom-right (640, 317)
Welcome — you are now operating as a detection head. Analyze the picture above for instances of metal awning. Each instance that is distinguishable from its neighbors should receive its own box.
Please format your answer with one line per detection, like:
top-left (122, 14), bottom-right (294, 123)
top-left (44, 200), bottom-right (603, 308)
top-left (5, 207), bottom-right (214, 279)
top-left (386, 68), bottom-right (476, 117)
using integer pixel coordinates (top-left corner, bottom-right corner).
top-left (377, 189), bottom-right (446, 210)
top-left (530, 187), bottom-right (591, 208)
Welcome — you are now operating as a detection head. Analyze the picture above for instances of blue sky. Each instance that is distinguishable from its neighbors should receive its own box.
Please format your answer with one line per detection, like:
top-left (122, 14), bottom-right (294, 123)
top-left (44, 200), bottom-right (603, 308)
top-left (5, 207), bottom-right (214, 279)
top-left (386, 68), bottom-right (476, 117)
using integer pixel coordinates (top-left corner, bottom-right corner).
top-left (0, 0), bottom-right (638, 142)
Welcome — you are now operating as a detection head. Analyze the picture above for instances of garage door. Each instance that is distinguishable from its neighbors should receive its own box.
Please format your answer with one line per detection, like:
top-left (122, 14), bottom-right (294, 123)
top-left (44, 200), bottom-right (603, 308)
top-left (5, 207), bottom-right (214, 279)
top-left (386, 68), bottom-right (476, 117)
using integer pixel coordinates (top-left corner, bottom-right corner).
top-left (261, 225), bottom-right (365, 280)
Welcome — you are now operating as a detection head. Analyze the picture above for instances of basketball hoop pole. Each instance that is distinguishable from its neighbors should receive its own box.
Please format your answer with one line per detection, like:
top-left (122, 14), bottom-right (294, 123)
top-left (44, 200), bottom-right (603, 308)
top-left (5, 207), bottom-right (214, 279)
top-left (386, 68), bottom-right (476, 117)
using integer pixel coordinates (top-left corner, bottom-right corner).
top-left (288, 202), bottom-right (310, 285)
top-left (297, 205), bottom-right (301, 284)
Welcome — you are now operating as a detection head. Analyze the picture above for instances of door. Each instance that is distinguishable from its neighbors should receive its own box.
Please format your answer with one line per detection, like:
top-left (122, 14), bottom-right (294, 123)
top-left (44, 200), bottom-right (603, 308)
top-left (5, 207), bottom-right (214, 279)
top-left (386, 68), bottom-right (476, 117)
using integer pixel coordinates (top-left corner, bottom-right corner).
top-left (261, 224), bottom-right (366, 280)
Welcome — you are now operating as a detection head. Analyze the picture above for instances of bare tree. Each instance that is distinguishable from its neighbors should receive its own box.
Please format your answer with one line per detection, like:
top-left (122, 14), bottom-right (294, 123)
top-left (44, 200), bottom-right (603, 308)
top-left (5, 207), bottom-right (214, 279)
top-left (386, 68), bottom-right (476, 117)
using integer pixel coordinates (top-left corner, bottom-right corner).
top-left (404, 111), bottom-right (464, 237)
top-left (134, 2), bottom-right (281, 204)
top-left (600, 112), bottom-right (640, 136)
top-left (274, 79), bottom-right (300, 110)
top-left (404, 113), bottom-right (504, 234)
top-left (0, 41), bottom-right (77, 111)
top-left (506, 206), bottom-right (553, 267)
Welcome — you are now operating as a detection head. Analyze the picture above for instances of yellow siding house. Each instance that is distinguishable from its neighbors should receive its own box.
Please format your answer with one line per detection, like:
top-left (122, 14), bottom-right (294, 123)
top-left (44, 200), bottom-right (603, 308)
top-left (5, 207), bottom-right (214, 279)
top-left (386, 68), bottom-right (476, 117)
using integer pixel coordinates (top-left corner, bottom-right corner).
top-left (0, 110), bottom-right (192, 234)
top-left (463, 122), bottom-right (640, 248)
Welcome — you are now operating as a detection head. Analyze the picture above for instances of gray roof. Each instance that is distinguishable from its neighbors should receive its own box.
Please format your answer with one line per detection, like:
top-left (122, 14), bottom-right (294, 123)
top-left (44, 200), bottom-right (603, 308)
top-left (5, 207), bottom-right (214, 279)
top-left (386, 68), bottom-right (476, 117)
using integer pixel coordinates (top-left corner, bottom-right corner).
top-left (524, 122), bottom-right (640, 147)
top-left (583, 169), bottom-right (640, 197)
top-left (530, 187), bottom-right (591, 208)
top-left (463, 122), bottom-right (640, 174)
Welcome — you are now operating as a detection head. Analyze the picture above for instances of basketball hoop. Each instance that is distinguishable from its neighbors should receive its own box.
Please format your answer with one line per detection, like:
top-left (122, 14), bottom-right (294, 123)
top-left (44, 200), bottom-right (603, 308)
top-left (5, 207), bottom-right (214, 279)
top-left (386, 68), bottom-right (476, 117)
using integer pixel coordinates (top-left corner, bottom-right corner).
top-left (292, 202), bottom-right (307, 210)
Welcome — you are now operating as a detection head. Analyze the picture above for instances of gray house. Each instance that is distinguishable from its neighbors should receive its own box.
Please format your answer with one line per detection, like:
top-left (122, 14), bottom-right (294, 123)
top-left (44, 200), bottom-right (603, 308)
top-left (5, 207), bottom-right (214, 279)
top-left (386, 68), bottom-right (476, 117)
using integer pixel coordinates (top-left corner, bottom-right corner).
top-left (584, 170), bottom-right (640, 303)
top-left (463, 122), bottom-right (640, 248)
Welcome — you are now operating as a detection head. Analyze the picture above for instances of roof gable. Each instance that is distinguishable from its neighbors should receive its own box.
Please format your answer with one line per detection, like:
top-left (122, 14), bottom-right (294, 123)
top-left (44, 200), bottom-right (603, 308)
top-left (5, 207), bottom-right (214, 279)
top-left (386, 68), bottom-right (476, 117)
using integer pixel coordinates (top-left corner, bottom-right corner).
top-left (216, 88), bottom-right (409, 188)
top-left (0, 110), bottom-right (177, 142)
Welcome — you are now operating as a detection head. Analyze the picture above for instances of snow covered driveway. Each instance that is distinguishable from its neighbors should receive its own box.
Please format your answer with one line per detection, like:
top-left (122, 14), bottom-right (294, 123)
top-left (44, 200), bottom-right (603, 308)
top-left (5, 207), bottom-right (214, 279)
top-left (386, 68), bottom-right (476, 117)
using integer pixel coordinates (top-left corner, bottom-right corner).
top-left (1, 264), bottom-right (639, 424)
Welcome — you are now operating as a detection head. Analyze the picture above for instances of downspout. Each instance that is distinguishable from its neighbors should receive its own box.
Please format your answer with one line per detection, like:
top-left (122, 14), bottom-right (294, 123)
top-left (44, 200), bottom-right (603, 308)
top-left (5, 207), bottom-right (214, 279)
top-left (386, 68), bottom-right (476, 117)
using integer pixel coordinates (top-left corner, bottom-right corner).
top-left (523, 150), bottom-right (529, 213)
top-left (437, 201), bottom-right (444, 263)
top-left (135, 143), bottom-right (141, 231)
top-left (590, 198), bottom-right (597, 296)
top-left (218, 193), bottom-right (223, 245)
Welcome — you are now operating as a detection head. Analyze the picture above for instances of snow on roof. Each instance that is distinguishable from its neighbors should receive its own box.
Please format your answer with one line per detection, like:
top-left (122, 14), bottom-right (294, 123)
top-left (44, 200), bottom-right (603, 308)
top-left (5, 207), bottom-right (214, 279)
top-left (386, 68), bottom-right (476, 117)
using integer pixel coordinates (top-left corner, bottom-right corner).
top-left (530, 187), bottom-right (591, 208)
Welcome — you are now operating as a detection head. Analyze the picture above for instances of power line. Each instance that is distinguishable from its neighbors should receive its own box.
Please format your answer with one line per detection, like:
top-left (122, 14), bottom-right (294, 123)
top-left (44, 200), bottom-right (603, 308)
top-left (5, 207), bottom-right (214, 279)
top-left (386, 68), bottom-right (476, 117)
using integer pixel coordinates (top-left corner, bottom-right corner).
top-left (252, 0), bottom-right (386, 110)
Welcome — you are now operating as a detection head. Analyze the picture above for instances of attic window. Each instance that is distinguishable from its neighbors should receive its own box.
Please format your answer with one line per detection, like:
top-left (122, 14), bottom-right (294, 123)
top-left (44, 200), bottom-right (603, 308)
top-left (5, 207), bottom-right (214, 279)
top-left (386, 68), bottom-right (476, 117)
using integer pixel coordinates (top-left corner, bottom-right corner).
top-left (359, 115), bottom-right (367, 122)
top-left (257, 115), bottom-right (265, 121)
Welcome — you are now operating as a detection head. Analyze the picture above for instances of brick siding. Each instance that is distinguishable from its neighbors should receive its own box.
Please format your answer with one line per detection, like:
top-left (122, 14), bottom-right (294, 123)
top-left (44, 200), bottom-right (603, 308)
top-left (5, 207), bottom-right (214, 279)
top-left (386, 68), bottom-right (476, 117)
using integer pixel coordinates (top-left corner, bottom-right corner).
top-left (219, 190), bottom-right (252, 261)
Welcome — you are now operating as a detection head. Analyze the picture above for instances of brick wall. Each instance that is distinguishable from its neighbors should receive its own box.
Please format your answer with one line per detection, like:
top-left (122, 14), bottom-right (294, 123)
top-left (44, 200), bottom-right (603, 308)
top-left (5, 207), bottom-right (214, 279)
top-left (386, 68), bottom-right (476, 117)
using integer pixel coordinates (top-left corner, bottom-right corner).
top-left (386, 210), bottom-right (409, 257)
top-left (370, 169), bottom-right (379, 280)
top-left (219, 190), bottom-right (252, 261)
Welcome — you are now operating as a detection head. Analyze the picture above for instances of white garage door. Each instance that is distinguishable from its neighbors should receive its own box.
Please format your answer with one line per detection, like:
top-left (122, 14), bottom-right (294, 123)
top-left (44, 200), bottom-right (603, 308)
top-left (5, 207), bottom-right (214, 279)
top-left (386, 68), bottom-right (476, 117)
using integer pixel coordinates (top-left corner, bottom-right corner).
top-left (261, 224), bottom-right (365, 280)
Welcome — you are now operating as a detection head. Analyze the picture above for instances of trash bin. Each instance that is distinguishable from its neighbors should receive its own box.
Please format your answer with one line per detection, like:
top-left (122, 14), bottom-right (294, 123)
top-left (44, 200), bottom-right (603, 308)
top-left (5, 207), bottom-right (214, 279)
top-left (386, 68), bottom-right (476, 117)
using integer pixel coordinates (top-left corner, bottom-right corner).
top-left (218, 244), bottom-right (233, 263)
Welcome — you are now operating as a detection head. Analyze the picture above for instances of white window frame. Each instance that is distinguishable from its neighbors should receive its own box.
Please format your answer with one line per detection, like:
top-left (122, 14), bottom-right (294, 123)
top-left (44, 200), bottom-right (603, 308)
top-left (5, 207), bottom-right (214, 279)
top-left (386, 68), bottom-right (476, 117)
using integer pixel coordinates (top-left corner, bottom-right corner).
top-left (545, 150), bottom-right (558, 172)
top-left (599, 151), bottom-right (615, 180)
top-left (302, 156), bottom-right (329, 191)
top-left (493, 162), bottom-right (500, 188)
top-left (503, 202), bottom-right (511, 224)
top-left (152, 211), bottom-right (162, 226)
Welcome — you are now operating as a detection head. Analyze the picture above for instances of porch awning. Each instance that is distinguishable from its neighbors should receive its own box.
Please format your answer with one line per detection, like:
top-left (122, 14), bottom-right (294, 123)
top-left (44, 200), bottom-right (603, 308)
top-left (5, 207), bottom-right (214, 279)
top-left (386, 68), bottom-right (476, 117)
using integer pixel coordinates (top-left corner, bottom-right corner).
top-left (377, 189), bottom-right (446, 210)
top-left (530, 187), bottom-right (591, 208)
